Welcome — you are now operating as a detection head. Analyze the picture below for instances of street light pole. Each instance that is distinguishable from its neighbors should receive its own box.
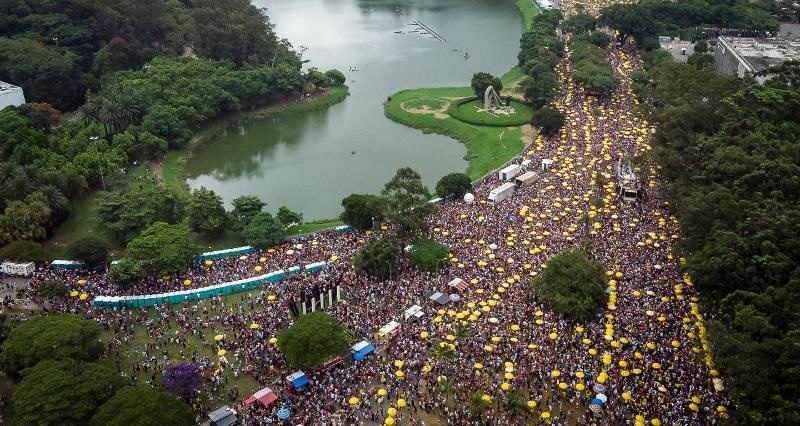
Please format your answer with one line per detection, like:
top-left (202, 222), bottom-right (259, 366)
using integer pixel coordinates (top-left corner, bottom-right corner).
top-left (90, 136), bottom-right (106, 190)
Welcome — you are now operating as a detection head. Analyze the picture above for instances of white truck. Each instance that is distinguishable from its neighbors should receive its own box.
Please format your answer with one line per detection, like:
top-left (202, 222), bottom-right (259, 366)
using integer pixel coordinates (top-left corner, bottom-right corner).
top-left (0, 261), bottom-right (35, 277)
top-left (498, 164), bottom-right (522, 181)
top-left (488, 182), bottom-right (516, 204)
top-left (515, 171), bottom-right (538, 186)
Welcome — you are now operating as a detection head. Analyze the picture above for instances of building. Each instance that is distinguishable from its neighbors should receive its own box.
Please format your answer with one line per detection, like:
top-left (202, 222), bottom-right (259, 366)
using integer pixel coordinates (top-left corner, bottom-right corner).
top-left (0, 81), bottom-right (25, 110)
top-left (715, 36), bottom-right (800, 83)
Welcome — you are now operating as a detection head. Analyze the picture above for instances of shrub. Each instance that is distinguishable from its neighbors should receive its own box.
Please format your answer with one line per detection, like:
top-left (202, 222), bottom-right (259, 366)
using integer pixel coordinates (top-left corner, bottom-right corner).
top-left (410, 239), bottom-right (450, 272)
top-left (532, 249), bottom-right (607, 321)
top-left (353, 236), bottom-right (400, 280)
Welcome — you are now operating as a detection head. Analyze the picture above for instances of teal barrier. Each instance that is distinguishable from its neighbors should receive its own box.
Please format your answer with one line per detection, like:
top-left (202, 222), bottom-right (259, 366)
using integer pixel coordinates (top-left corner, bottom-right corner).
top-left (195, 246), bottom-right (255, 262)
top-left (51, 260), bottom-right (84, 270)
top-left (92, 260), bottom-right (328, 309)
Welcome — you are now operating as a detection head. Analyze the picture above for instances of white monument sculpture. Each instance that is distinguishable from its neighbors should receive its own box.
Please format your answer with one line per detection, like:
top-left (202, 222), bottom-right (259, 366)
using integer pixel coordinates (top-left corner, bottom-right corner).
top-left (481, 85), bottom-right (514, 115)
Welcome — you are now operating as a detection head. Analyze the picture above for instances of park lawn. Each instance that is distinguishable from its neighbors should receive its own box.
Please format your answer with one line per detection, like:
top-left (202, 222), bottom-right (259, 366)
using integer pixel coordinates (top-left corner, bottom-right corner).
top-left (514, 0), bottom-right (540, 29)
top-left (384, 88), bottom-right (525, 180)
top-left (449, 99), bottom-right (533, 126)
top-left (287, 218), bottom-right (344, 236)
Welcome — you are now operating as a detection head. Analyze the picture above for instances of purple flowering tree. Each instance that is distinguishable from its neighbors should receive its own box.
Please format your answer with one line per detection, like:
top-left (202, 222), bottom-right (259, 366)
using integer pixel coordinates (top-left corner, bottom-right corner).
top-left (161, 363), bottom-right (204, 399)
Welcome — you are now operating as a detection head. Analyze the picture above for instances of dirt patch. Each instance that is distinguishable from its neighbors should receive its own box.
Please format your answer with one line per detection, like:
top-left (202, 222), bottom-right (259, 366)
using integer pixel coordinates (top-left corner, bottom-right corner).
top-left (520, 124), bottom-right (538, 146)
top-left (400, 98), bottom-right (451, 119)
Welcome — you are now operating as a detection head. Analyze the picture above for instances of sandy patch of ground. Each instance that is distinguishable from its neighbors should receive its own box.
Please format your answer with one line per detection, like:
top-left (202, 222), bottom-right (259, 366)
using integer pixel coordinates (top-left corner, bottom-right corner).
top-left (520, 123), bottom-right (538, 146)
top-left (400, 99), bottom-right (451, 119)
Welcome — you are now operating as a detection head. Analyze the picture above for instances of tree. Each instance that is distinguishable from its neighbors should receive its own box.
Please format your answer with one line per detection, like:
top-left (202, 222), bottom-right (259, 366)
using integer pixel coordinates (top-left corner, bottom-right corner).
top-left (435, 173), bottom-right (472, 199)
top-left (381, 167), bottom-right (433, 244)
top-left (187, 186), bottom-right (227, 236)
top-left (531, 106), bottom-right (565, 136)
top-left (532, 249), bottom-right (607, 321)
top-left (125, 222), bottom-right (197, 276)
top-left (521, 73), bottom-right (558, 109)
top-left (0, 240), bottom-right (46, 262)
top-left (242, 212), bottom-right (285, 247)
top-left (340, 194), bottom-right (385, 230)
top-left (97, 187), bottom-right (186, 243)
top-left (471, 72), bottom-right (503, 100)
top-left (0, 192), bottom-right (53, 245)
top-left (589, 31), bottom-right (612, 48)
top-left (325, 69), bottom-right (346, 86)
top-left (0, 314), bottom-right (104, 379)
top-left (467, 391), bottom-right (492, 419)
top-left (109, 258), bottom-right (144, 288)
top-left (231, 195), bottom-right (265, 230)
top-left (277, 311), bottom-right (352, 369)
top-left (69, 236), bottom-right (110, 268)
top-left (562, 13), bottom-right (596, 34)
top-left (353, 236), bottom-right (401, 280)
top-left (276, 206), bottom-right (302, 227)
top-left (161, 363), bottom-right (203, 400)
top-left (12, 359), bottom-right (124, 426)
top-left (91, 385), bottom-right (194, 426)
top-left (37, 279), bottom-right (68, 299)
top-left (410, 239), bottom-right (450, 273)
top-left (694, 40), bottom-right (708, 54)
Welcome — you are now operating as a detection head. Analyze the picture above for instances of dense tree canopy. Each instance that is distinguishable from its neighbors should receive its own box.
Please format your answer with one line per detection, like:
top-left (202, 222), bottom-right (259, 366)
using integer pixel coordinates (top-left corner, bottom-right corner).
top-left (571, 37), bottom-right (617, 96)
top-left (124, 222), bottom-right (197, 276)
top-left (231, 195), bottom-right (266, 230)
top-left (639, 44), bottom-right (800, 422)
top-left (531, 106), bottom-right (565, 136)
top-left (97, 187), bottom-right (186, 243)
top-left (187, 186), bottom-right (227, 236)
top-left (277, 311), bottom-right (352, 369)
top-left (68, 235), bottom-right (110, 267)
top-left (381, 167), bottom-right (433, 244)
top-left (517, 10), bottom-right (563, 108)
top-left (242, 212), bottom-right (285, 247)
top-left (532, 250), bottom-right (607, 322)
top-left (12, 359), bottom-right (124, 426)
top-left (435, 173), bottom-right (473, 199)
top-left (340, 194), bottom-right (385, 230)
top-left (410, 239), bottom-right (450, 273)
top-left (0, 314), bottom-right (104, 379)
top-left (91, 385), bottom-right (195, 426)
top-left (353, 236), bottom-right (401, 280)
top-left (470, 72), bottom-right (503, 100)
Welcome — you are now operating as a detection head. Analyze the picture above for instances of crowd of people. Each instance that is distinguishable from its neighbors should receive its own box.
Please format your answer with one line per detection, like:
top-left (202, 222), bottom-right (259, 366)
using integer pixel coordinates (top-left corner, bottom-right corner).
top-left (23, 6), bottom-right (730, 426)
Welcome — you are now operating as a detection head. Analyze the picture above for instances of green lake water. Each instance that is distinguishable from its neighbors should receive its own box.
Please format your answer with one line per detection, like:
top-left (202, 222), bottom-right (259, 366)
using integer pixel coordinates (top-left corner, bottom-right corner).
top-left (185, 0), bottom-right (523, 219)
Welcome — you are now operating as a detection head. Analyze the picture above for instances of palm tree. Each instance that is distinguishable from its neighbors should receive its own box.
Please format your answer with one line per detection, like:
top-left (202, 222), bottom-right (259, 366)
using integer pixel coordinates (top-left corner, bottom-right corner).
top-left (467, 390), bottom-right (490, 419)
top-left (38, 184), bottom-right (69, 217)
top-left (453, 322), bottom-right (476, 342)
top-left (428, 340), bottom-right (455, 361)
top-left (504, 390), bottom-right (529, 417)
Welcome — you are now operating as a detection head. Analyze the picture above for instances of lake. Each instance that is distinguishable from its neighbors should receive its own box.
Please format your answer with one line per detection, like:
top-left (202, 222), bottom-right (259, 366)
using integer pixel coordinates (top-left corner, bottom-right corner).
top-left (185, 0), bottom-right (523, 219)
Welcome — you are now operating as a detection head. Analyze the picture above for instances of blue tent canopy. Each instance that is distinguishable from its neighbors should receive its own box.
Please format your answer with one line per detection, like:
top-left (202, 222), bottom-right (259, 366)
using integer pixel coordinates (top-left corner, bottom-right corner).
top-left (351, 341), bottom-right (375, 361)
top-left (287, 371), bottom-right (308, 388)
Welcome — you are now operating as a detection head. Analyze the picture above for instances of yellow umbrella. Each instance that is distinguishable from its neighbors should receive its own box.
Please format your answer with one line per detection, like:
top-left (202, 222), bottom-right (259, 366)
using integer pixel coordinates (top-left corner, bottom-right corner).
top-left (77, 279), bottom-right (86, 285)
top-left (394, 360), bottom-right (404, 368)
top-left (420, 331), bottom-right (429, 339)
top-left (255, 265), bottom-right (263, 272)
top-left (250, 323), bottom-right (260, 330)
top-left (217, 349), bottom-right (226, 356)
top-left (204, 260), bottom-right (213, 266)
top-left (387, 407), bottom-right (397, 417)
top-left (349, 397), bottom-right (360, 405)
top-left (397, 399), bottom-right (407, 408)
top-left (69, 291), bottom-right (79, 297)
top-left (551, 370), bottom-right (560, 378)
top-left (183, 279), bottom-right (191, 286)
top-left (395, 370), bottom-right (404, 378)
top-left (474, 363), bottom-right (483, 370)
top-left (79, 293), bottom-right (88, 301)
top-left (214, 334), bottom-right (224, 341)
top-left (558, 382), bottom-right (568, 390)
top-left (622, 392), bottom-right (632, 401)
top-left (541, 412), bottom-right (551, 419)
top-left (575, 383), bottom-right (585, 391)
top-left (269, 337), bottom-right (278, 344)
top-left (527, 400), bottom-right (537, 408)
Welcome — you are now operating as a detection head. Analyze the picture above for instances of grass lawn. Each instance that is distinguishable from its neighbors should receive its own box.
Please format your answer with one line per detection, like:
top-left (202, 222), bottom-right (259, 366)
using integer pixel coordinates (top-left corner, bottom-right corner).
top-left (449, 99), bottom-right (533, 126)
top-left (287, 218), bottom-right (343, 236)
top-left (385, 88), bottom-right (526, 180)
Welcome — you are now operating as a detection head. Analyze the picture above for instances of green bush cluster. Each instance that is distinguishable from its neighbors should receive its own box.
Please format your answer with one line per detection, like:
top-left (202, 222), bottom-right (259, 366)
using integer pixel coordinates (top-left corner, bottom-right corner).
top-left (517, 10), bottom-right (564, 109)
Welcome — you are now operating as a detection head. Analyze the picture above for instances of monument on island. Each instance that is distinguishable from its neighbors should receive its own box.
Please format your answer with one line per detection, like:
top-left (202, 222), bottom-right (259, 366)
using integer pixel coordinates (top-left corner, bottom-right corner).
top-left (481, 85), bottom-right (514, 115)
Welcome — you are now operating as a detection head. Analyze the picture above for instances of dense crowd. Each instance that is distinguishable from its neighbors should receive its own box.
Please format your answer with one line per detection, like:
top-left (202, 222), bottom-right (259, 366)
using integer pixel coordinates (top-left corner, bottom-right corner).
top-left (25, 8), bottom-right (730, 426)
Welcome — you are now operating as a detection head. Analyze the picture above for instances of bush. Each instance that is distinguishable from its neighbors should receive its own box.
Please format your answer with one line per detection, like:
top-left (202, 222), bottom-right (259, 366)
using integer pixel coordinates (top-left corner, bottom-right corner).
top-left (37, 279), bottom-right (68, 298)
top-left (410, 239), bottom-right (450, 272)
top-left (340, 194), bottom-right (385, 230)
top-left (532, 249), bottom-right (607, 321)
top-left (531, 106), bottom-right (565, 136)
top-left (470, 72), bottom-right (503, 100)
top-left (68, 236), bottom-right (110, 267)
top-left (91, 385), bottom-right (195, 426)
top-left (325, 69), bottom-right (346, 86)
top-left (242, 212), bottom-right (285, 247)
top-left (0, 240), bottom-right (46, 262)
top-left (277, 311), bottom-right (351, 368)
top-left (306, 68), bottom-right (333, 88)
top-left (353, 236), bottom-right (400, 280)
top-left (0, 314), bottom-right (104, 379)
top-left (109, 258), bottom-right (144, 288)
top-left (436, 173), bottom-right (473, 199)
